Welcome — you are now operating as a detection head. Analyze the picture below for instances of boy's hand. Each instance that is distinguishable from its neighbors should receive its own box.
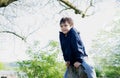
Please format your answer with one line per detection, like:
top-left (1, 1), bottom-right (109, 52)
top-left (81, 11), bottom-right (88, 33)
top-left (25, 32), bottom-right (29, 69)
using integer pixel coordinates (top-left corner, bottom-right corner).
top-left (74, 62), bottom-right (81, 68)
top-left (66, 61), bottom-right (70, 67)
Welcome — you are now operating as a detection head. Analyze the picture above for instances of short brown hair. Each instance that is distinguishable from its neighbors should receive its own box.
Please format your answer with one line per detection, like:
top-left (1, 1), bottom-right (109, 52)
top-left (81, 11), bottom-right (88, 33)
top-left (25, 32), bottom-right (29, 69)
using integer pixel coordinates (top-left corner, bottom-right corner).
top-left (60, 17), bottom-right (74, 26)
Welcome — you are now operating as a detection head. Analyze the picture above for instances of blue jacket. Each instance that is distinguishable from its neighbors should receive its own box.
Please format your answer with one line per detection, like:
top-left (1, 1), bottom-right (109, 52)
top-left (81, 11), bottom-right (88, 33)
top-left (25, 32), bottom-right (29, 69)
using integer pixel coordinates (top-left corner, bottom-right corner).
top-left (59, 27), bottom-right (88, 65)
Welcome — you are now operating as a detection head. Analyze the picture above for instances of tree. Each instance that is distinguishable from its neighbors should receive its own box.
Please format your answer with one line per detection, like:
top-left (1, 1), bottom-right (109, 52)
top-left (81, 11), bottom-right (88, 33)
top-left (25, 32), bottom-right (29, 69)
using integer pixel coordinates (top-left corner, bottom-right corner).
top-left (0, 0), bottom-right (99, 42)
top-left (0, 0), bottom-right (119, 42)
top-left (90, 16), bottom-right (120, 77)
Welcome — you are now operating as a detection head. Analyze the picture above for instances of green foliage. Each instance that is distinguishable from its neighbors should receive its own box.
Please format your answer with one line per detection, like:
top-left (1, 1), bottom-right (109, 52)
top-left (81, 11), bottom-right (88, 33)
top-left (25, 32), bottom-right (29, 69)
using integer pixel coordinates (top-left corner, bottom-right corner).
top-left (103, 66), bottom-right (120, 78)
top-left (0, 62), bottom-right (4, 70)
top-left (91, 18), bottom-right (120, 77)
top-left (18, 40), bottom-right (65, 78)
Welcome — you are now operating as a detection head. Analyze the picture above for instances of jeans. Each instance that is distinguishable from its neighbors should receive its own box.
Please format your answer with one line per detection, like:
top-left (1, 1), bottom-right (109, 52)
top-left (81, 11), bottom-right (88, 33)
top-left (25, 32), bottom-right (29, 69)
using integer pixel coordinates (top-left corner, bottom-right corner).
top-left (64, 59), bottom-right (96, 78)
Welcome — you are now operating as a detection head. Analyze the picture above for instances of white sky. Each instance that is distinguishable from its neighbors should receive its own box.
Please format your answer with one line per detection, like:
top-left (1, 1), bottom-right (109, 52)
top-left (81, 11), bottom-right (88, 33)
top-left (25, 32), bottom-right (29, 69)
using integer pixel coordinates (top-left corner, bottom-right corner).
top-left (0, 0), bottom-right (117, 62)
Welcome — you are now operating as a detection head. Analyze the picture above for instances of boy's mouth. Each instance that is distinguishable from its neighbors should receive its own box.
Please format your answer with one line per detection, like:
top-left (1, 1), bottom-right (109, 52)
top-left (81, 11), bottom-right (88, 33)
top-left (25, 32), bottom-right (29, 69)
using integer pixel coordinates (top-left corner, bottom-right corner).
top-left (63, 30), bottom-right (67, 32)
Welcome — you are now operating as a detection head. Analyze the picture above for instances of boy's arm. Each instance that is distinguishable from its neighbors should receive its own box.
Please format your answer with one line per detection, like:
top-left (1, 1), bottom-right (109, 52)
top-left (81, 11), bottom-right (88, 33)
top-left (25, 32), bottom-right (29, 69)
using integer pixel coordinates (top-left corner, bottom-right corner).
top-left (71, 30), bottom-right (85, 63)
top-left (59, 32), bottom-right (70, 62)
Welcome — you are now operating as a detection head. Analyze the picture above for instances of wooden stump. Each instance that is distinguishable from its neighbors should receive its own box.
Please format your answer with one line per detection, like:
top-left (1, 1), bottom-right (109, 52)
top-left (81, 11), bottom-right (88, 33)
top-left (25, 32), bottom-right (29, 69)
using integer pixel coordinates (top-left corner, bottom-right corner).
top-left (67, 65), bottom-right (87, 78)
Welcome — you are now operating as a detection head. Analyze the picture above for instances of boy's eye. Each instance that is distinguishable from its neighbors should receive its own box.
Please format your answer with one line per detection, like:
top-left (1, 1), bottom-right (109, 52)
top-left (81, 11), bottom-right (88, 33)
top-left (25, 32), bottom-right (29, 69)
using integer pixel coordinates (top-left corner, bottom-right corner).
top-left (64, 25), bottom-right (68, 27)
top-left (60, 25), bottom-right (63, 27)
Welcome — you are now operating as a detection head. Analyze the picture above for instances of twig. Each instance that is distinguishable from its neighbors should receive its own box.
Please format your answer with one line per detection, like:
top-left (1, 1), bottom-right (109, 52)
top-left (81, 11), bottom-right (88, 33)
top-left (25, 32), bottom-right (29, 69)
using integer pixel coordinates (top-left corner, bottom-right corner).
top-left (82, 0), bottom-right (94, 18)
top-left (58, 7), bottom-right (71, 14)
top-left (26, 27), bottom-right (41, 38)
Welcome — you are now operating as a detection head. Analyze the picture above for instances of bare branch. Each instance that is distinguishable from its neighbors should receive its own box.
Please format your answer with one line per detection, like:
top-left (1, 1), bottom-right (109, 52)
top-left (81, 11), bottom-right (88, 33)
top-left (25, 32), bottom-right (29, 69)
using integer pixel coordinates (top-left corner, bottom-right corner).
top-left (0, 30), bottom-right (26, 42)
top-left (58, 0), bottom-right (68, 8)
top-left (58, 0), bottom-right (95, 18)
top-left (0, 0), bottom-right (17, 8)
top-left (59, 0), bottom-right (83, 14)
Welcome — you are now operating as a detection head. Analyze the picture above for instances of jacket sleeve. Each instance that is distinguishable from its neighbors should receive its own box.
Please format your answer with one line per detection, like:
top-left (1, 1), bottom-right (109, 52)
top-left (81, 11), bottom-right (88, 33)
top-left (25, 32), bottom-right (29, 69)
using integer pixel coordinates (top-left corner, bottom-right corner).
top-left (59, 33), bottom-right (70, 62)
top-left (60, 42), bottom-right (70, 62)
top-left (70, 31), bottom-right (85, 63)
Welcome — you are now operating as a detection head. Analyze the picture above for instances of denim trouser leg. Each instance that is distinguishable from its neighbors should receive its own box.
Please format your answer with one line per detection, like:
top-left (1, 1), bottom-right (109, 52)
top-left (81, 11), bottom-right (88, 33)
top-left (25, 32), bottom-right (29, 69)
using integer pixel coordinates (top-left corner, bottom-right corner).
top-left (64, 68), bottom-right (68, 78)
top-left (81, 60), bottom-right (96, 78)
top-left (64, 60), bottom-right (96, 78)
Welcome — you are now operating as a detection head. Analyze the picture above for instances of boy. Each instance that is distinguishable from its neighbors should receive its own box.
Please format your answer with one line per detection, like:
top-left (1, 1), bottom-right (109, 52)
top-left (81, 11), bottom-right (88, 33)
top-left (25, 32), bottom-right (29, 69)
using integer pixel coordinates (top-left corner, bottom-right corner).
top-left (59, 17), bottom-right (96, 78)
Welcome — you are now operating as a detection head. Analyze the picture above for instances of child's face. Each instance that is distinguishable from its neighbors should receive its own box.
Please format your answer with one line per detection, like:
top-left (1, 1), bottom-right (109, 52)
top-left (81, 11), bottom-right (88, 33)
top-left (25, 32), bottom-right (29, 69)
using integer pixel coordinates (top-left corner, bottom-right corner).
top-left (60, 22), bottom-right (72, 34)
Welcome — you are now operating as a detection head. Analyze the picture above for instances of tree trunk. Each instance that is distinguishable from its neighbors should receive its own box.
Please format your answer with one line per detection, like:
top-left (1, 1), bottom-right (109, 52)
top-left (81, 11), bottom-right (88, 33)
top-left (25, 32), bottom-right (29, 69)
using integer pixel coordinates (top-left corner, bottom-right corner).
top-left (67, 65), bottom-right (87, 78)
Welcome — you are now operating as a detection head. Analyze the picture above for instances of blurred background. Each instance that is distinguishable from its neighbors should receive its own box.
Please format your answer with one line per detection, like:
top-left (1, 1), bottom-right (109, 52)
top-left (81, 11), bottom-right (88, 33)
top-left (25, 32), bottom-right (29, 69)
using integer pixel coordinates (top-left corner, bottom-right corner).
top-left (0, 0), bottom-right (120, 78)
